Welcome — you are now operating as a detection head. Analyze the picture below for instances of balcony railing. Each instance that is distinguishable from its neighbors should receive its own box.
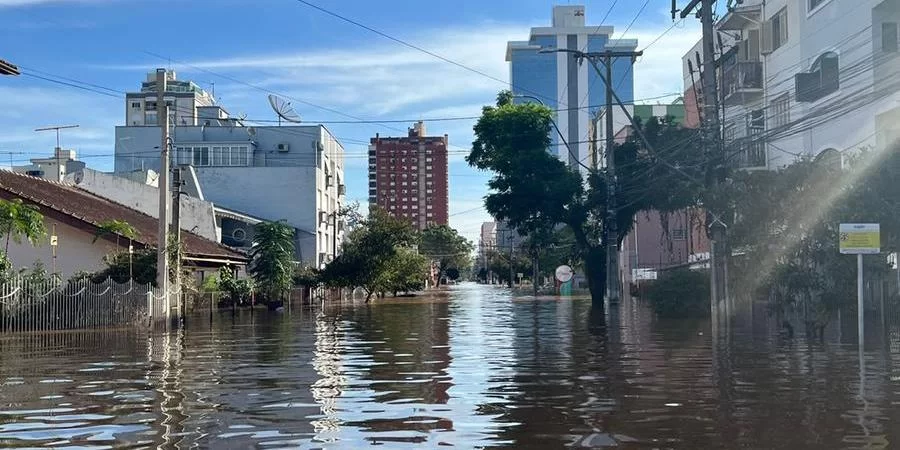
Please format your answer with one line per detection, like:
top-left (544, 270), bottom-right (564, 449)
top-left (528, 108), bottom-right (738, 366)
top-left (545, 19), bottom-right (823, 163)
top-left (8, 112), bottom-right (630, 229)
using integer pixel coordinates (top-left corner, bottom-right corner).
top-left (728, 141), bottom-right (767, 169)
top-left (722, 61), bottom-right (763, 103)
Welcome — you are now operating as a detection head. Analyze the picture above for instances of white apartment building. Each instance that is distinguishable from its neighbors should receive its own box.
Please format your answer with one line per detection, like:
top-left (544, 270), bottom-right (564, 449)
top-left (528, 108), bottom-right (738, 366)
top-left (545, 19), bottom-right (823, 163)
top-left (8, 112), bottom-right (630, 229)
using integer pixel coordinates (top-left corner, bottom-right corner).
top-left (124, 71), bottom-right (215, 127)
top-left (685, 0), bottom-right (900, 169)
top-left (114, 72), bottom-right (345, 268)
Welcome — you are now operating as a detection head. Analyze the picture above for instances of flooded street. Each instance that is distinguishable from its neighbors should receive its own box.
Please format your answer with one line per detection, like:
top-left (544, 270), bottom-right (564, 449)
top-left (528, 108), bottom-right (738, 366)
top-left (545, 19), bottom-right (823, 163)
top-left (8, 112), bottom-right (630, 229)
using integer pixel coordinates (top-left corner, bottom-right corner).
top-left (0, 283), bottom-right (897, 448)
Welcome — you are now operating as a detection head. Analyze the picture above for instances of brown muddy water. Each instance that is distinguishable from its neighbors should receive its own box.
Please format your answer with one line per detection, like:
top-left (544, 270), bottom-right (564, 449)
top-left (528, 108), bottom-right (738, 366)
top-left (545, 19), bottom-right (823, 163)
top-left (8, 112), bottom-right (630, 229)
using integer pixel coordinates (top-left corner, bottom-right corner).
top-left (0, 283), bottom-right (896, 449)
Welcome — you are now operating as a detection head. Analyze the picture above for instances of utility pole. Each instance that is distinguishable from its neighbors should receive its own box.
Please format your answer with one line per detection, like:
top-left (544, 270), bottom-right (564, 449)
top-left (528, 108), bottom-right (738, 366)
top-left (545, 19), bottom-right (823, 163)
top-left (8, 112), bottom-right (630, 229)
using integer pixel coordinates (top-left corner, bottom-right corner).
top-left (156, 68), bottom-right (171, 324)
top-left (603, 51), bottom-right (621, 304)
top-left (677, 0), bottom-right (729, 309)
top-left (170, 165), bottom-right (183, 321)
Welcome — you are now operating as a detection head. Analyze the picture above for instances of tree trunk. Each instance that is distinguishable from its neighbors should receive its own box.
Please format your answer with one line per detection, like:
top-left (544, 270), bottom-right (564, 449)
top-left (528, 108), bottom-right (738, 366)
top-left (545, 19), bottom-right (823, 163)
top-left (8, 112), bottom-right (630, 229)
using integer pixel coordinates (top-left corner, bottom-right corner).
top-left (583, 246), bottom-right (606, 311)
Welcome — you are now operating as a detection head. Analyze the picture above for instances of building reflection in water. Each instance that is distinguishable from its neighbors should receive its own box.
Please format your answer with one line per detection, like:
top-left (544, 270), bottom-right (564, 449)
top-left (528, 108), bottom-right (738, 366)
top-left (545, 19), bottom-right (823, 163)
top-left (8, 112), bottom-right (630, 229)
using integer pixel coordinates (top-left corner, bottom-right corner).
top-left (310, 312), bottom-right (347, 443)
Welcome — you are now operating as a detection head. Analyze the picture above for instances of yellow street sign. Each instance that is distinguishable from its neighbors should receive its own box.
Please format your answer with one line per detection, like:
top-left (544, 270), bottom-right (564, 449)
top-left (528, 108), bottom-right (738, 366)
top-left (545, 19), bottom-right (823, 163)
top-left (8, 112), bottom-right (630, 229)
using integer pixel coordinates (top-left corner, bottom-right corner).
top-left (840, 223), bottom-right (880, 254)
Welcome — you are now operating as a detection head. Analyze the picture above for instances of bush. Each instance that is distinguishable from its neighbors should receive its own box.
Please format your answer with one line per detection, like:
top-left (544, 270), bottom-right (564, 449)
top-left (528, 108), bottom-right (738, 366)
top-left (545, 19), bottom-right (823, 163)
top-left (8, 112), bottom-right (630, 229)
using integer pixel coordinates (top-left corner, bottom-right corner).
top-left (644, 268), bottom-right (710, 318)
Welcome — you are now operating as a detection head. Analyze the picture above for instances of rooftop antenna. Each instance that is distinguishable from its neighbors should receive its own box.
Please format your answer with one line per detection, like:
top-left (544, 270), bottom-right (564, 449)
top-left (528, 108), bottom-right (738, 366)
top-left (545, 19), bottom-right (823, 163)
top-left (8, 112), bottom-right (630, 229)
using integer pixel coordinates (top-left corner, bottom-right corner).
top-left (267, 94), bottom-right (301, 126)
top-left (34, 124), bottom-right (78, 182)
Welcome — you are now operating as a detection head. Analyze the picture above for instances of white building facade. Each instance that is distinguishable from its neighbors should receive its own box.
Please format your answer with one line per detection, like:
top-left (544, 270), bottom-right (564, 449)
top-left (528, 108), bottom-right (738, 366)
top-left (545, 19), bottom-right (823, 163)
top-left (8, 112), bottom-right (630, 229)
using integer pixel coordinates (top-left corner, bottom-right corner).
top-left (114, 74), bottom-right (345, 268)
top-left (694, 0), bottom-right (900, 170)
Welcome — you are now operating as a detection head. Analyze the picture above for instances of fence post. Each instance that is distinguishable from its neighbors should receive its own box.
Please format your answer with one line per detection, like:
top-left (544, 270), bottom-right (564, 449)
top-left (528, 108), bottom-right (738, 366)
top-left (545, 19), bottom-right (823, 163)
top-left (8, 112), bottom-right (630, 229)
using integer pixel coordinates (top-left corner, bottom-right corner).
top-left (147, 290), bottom-right (153, 327)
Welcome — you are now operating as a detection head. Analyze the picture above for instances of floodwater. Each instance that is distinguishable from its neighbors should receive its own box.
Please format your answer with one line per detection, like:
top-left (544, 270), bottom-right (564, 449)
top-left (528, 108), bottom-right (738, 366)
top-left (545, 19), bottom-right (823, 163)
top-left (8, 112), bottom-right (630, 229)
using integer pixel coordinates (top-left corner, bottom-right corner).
top-left (0, 283), bottom-right (897, 449)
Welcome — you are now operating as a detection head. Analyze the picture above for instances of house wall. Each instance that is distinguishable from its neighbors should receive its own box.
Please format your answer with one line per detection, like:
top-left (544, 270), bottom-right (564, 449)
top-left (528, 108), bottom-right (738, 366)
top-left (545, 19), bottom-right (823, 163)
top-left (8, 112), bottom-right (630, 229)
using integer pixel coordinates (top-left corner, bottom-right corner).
top-left (193, 166), bottom-right (320, 266)
top-left (6, 218), bottom-right (117, 278)
top-left (67, 168), bottom-right (220, 243)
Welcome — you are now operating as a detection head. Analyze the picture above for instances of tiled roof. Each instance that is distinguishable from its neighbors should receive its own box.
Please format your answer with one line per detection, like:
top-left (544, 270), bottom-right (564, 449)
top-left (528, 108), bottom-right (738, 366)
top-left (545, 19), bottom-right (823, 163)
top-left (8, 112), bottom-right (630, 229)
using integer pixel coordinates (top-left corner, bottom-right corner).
top-left (0, 170), bottom-right (246, 262)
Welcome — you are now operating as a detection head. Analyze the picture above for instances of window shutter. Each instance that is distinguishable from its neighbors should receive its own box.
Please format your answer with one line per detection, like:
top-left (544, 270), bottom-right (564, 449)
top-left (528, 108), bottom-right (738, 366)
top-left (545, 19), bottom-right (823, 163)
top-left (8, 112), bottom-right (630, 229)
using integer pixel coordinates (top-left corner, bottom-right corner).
top-left (760, 20), bottom-right (773, 55)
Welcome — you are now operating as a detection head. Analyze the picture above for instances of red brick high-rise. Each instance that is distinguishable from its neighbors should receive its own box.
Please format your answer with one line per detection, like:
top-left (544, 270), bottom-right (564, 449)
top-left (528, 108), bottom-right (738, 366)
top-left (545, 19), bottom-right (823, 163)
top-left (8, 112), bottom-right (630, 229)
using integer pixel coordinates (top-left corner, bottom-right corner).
top-left (368, 122), bottom-right (449, 230)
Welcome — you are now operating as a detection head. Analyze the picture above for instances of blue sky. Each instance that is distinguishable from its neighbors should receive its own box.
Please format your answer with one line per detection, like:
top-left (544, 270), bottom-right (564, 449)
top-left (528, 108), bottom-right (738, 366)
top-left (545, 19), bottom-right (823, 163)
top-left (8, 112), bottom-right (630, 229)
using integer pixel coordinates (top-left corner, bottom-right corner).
top-left (0, 0), bottom-right (702, 242)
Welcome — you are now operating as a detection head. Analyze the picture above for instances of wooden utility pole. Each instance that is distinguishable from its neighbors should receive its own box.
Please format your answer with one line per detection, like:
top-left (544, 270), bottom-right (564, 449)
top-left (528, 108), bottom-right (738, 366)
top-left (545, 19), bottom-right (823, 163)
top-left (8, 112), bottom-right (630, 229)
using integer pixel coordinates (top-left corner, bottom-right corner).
top-left (156, 68), bottom-right (171, 324)
top-left (677, 0), bottom-right (729, 310)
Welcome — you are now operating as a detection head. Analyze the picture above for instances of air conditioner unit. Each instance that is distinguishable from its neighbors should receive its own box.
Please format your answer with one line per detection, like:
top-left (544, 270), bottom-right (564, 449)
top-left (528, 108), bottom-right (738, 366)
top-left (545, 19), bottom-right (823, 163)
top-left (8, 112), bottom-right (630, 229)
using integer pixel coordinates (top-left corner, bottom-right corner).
top-left (276, 142), bottom-right (290, 152)
top-left (337, 184), bottom-right (346, 196)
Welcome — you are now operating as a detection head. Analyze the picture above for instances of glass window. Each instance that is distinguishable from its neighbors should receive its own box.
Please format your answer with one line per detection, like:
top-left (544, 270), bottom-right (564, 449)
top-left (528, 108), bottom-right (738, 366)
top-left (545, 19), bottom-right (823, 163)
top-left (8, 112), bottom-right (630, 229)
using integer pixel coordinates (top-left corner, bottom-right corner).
top-left (194, 146), bottom-right (209, 166)
top-left (808, 0), bottom-right (826, 12)
top-left (771, 8), bottom-right (787, 51)
top-left (131, 102), bottom-right (141, 108)
top-left (771, 93), bottom-right (790, 128)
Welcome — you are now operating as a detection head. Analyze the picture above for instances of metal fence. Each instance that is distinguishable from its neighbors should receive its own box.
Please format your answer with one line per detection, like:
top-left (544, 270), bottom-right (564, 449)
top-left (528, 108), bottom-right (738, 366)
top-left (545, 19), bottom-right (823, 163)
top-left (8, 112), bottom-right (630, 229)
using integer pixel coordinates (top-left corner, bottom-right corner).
top-left (0, 277), bottom-right (159, 333)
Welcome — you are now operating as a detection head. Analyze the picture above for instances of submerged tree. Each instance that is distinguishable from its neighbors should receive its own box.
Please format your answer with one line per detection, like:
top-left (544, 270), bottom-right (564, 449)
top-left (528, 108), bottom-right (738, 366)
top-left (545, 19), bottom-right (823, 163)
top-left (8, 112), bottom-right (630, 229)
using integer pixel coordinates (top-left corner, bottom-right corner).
top-left (249, 221), bottom-right (296, 304)
top-left (419, 225), bottom-right (474, 285)
top-left (321, 208), bottom-right (421, 302)
top-left (468, 91), bottom-right (703, 307)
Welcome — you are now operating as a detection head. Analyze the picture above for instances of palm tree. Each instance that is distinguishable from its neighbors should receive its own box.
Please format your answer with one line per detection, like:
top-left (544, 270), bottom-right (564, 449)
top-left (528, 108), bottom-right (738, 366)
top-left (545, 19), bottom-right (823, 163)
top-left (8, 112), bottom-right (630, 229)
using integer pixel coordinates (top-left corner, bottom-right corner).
top-left (0, 198), bottom-right (46, 255)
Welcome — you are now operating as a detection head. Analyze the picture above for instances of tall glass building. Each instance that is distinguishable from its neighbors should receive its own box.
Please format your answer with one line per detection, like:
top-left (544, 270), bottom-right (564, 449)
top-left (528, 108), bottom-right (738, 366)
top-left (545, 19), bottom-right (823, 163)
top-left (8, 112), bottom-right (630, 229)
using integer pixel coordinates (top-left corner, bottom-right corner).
top-left (506, 5), bottom-right (637, 174)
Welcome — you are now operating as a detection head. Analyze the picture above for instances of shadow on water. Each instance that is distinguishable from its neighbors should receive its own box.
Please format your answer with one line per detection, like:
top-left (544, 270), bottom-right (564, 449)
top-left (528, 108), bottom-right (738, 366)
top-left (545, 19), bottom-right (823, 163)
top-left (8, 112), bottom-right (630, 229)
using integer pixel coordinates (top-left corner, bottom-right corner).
top-left (0, 284), bottom-right (899, 448)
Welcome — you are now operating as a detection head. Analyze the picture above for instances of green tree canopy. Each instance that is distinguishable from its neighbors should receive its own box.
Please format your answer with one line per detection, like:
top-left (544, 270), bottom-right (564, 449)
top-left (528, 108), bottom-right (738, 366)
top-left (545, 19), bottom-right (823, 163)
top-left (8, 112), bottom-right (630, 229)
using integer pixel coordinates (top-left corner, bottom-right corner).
top-left (468, 93), bottom-right (702, 305)
top-left (0, 198), bottom-right (46, 255)
top-left (419, 225), bottom-right (474, 284)
top-left (321, 208), bottom-right (422, 301)
top-left (249, 221), bottom-right (296, 303)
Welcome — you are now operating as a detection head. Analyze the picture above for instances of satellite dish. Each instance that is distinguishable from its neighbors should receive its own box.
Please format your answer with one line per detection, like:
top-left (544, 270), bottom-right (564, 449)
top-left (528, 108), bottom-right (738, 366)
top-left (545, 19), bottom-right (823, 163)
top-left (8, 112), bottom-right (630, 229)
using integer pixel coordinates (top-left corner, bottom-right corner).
top-left (247, 126), bottom-right (257, 136)
top-left (73, 171), bottom-right (84, 185)
top-left (267, 94), bottom-right (301, 125)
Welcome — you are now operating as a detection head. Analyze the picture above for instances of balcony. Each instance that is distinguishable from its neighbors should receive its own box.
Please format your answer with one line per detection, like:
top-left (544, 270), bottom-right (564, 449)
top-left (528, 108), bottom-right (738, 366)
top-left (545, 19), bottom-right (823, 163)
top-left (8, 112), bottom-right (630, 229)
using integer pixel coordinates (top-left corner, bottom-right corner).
top-left (729, 141), bottom-right (767, 170)
top-left (721, 61), bottom-right (763, 106)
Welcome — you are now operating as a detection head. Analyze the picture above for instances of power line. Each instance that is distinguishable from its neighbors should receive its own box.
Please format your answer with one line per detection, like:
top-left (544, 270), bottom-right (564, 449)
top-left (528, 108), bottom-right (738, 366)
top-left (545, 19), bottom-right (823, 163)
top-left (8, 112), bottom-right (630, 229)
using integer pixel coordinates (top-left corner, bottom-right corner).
top-left (291, 0), bottom-right (561, 108)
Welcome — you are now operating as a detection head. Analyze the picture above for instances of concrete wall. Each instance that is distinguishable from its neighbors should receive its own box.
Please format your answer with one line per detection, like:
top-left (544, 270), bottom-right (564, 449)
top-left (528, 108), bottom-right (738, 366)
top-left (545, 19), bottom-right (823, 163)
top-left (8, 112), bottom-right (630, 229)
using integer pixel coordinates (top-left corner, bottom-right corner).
top-left (67, 168), bottom-right (220, 243)
top-left (6, 218), bottom-right (117, 278)
top-left (194, 166), bottom-right (322, 265)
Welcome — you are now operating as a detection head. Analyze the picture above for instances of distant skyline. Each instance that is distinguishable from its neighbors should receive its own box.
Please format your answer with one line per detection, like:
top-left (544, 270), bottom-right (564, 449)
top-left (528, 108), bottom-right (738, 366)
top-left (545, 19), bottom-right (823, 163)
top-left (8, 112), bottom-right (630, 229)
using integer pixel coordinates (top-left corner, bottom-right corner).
top-left (0, 0), bottom-right (703, 243)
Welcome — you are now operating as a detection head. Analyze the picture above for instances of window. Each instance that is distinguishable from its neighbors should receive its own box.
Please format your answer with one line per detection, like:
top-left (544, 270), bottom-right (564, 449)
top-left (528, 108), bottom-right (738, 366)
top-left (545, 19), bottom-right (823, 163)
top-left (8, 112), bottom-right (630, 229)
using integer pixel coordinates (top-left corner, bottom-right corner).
top-left (671, 229), bottom-right (687, 241)
top-left (748, 109), bottom-right (765, 135)
top-left (426, 173), bottom-right (433, 178)
top-left (771, 93), bottom-right (790, 128)
top-left (145, 101), bottom-right (157, 111)
top-left (808, 0), bottom-right (828, 13)
top-left (193, 147), bottom-right (209, 166)
top-left (771, 8), bottom-right (787, 51)
top-left (884, 22), bottom-right (898, 53)
top-left (427, 204), bottom-right (433, 210)
top-left (796, 52), bottom-right (839, 102)
top-left (131, 102), bottom-right (141, 109)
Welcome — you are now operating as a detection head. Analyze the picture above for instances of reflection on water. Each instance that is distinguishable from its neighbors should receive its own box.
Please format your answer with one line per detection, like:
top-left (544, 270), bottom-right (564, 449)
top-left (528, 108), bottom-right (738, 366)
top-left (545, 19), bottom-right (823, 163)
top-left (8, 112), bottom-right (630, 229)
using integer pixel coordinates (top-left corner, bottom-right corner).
top-left (0, 283), bottom-right (898, 448)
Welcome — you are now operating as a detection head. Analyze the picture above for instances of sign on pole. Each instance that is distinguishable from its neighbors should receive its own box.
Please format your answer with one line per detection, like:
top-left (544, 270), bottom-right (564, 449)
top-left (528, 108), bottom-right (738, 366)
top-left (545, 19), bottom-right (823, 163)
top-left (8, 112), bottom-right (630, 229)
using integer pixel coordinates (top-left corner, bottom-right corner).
top-left (840, 223), bottom-right (880, 254)
top-left (555, 265), bottom-right (574, 283)
top-left (840, 223), bottom-right (880, 366)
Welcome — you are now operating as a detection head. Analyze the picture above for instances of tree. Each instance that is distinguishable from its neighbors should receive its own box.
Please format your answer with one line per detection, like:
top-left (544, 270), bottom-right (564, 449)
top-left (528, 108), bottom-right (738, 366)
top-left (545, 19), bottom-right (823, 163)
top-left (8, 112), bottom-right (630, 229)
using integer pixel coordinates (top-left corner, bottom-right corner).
top-left (248, 221), bottom-right (296, 304)
top-left (92, 248), bottom-right (157, 284)
top-left (419, 225), bottom-right (474, 285)
top-left (320, 208), bottom-right (420, 302)
top-left (468, 93), bottom-right (703, 307)
top-left (0, 198), bottom-right (45, 255)
top-left (92, 219), bottom-right (137, 249)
